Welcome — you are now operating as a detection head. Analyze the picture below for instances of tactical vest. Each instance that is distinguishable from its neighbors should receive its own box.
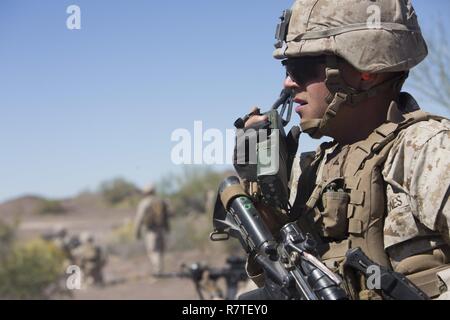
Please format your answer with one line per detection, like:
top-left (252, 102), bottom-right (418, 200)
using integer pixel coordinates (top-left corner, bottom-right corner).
top-left (292, 110), bottom-right (449, 299)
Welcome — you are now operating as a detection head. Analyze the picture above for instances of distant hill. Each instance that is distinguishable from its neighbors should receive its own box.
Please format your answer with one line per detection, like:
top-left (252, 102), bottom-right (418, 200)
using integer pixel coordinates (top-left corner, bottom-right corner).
top-left (0, 195), bottom-right (47, 221)
top-left (0, 192), bottom-right (106, 222)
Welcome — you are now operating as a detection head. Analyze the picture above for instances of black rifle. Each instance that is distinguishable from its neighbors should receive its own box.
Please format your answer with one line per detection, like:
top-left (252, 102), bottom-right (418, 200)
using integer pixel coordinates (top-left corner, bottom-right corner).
top-left (210, 176), bottom-right (429, 300)
top-left (211, 176), bottom-right (348, 300)
top-left (155, 256), bottom-right (248, 300)
top-left (344, 248), bottom-right (429, 300)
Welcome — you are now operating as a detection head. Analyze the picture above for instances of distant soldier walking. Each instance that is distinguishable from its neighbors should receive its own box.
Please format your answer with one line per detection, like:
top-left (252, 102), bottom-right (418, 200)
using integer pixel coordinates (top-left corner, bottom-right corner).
top-left (134, 184), bottom-right (171, 275)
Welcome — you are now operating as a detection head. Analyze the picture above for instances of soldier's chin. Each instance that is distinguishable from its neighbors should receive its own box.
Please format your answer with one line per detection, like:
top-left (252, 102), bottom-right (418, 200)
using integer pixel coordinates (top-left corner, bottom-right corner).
top-left (295, 104), bottom-right (307, 114)
top-left (297, 110), bottom-right (315, 121)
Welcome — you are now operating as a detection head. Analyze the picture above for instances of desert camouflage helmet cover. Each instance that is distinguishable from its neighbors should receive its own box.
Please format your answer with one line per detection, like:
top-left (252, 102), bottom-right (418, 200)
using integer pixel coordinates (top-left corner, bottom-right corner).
top-left (142, 183), bottom-right (156, 195)
top-left (274, 0), bottom-right (428, 73)
top-left (79, 232), bottom-right (94, 243)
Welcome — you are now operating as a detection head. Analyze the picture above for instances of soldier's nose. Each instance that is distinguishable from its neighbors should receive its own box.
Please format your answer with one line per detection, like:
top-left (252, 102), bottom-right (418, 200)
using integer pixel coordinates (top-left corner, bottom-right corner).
top-left (284, 76), bottom-right (300, 89)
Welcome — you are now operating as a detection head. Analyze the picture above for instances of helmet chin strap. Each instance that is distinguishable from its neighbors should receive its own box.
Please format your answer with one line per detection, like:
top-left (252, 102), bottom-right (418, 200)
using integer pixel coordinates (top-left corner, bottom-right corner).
top-left (300, 55), bottom-right (409, 139)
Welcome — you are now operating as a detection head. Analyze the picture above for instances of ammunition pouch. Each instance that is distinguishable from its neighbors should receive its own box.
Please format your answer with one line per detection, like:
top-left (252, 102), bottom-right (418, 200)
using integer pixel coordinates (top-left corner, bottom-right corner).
top-left (316, 190), bottom-right (350, 239)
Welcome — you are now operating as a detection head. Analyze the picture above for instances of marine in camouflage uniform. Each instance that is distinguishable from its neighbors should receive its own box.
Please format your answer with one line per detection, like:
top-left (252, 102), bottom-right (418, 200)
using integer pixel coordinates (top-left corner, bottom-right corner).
top-left (239, 0), bottom-right (450, 299)
top-left (71, 232), bottom-right (107, 286)
top-left (134, 184), bottom-right (171, 275)
top-left (44, 227), bottom-right (80, 266)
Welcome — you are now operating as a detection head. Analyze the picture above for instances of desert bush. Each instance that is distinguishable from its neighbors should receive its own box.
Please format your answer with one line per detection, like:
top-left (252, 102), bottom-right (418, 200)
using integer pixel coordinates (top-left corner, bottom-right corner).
top-left (99, 178), bottom-right (139, 206)
top-left (159, 168), bottom-right (227, 216)
top-left (108, 220), bottom-right (135, 245)
top-left (104, 220), bottom-right (146, 259)
top-left (0, 239), bottom-right (66, 299)
top-left (36, 199), bottom-right (66, 215)
top-left (167, 214), bottom-right (241, 255)
top-left (0, 219), bottom-right (16, 261)
top-left (167, 215), bottom-right (208, 251)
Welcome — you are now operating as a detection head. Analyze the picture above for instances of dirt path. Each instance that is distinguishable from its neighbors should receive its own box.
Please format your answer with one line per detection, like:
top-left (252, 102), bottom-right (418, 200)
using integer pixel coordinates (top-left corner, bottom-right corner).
top-left (72, 278), bottom-right (200, 300)
top-left (70, 252), bottom-right (227, 300)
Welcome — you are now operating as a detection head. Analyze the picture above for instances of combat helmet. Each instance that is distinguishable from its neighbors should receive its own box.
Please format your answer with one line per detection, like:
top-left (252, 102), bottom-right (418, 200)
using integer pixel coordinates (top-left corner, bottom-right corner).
top-left (142, 183), bottom-right (156, 195)
top-left (79, 232), bottom-right (94, 244)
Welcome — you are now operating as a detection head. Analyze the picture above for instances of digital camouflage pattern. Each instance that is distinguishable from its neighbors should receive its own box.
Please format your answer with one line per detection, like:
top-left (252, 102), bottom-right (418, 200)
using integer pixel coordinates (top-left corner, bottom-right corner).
top-left (383, 116), bottom-right (450, 262)
top-left (274, 0), bottom-right (428, 73)
top-left (383, 118), bottom-right (450, 241)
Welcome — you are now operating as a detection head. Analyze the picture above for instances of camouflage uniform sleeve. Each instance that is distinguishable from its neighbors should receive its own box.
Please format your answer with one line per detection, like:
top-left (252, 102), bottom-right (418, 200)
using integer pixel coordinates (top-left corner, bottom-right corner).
top-left (382, 119), bottom-right (450, 249)
top-left (134, 198), bottom-right (151, 239)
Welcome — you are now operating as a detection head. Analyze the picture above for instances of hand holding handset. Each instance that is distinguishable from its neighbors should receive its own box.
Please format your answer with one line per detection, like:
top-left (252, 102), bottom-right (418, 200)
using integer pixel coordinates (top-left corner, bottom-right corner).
top-left (233, 89), bottom-right (298, 213)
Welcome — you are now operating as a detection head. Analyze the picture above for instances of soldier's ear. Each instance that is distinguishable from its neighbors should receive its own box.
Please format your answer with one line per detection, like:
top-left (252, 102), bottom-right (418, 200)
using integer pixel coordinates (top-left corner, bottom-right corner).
top-left (359, 72), bottom-right (379, 90)
top-left (361, 73), bottom-right (375, 81)
top-left (339, 60), bottom-right (376, 90)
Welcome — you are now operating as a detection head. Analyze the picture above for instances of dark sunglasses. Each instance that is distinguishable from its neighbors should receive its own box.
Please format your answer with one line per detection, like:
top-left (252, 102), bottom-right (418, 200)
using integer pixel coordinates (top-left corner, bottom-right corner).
top-left (282, 56), bottom-right (327, 85)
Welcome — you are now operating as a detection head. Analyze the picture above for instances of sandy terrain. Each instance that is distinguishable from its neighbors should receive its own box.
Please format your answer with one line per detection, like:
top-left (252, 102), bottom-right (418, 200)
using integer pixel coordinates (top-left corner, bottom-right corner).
top-left (0, 194), bottom-right (234, 300)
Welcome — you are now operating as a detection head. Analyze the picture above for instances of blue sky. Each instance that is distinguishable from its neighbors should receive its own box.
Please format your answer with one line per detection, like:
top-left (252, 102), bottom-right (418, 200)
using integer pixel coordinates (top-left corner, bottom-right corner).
top-left (0, 0), bottom-right (449, 202)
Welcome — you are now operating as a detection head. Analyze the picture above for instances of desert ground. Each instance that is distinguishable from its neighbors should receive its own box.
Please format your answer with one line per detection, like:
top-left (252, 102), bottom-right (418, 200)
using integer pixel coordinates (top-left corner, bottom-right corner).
top-left (0, 192), bottom-right (241, 300)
